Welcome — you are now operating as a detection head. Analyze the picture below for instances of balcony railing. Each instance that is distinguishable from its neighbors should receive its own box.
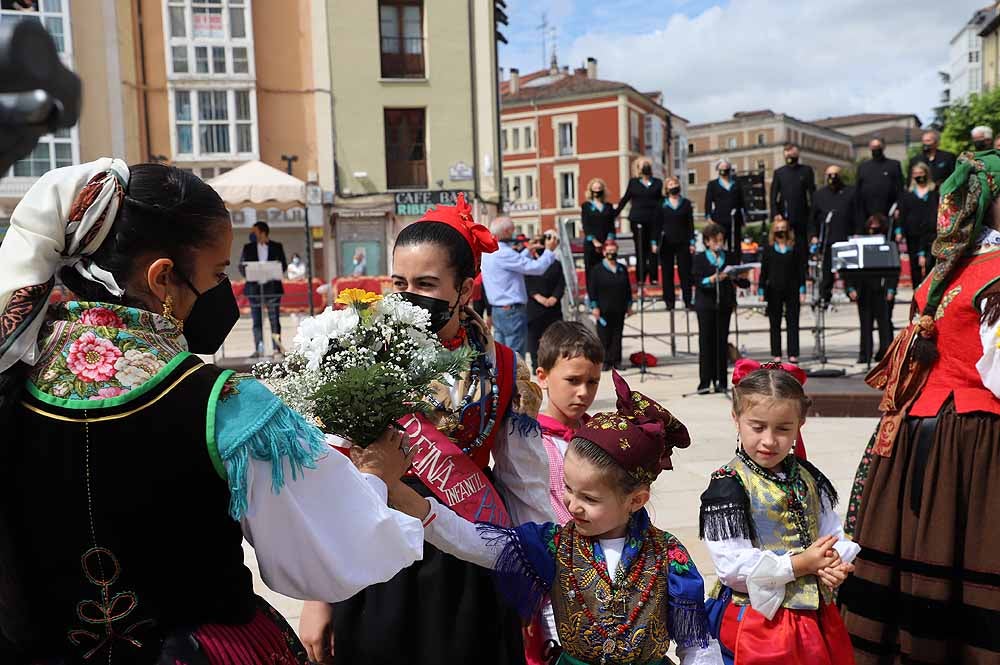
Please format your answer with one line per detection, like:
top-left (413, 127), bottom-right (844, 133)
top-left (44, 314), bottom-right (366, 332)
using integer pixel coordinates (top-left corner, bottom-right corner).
top-left (387, 159), bottom-right (427, 189)
top-left (380, 37), bottom-right (425, 79)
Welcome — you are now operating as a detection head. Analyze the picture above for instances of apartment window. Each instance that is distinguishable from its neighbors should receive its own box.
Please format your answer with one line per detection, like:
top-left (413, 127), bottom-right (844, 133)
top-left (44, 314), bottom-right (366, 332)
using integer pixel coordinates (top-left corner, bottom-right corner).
top-left (173, 88), bottom-right (256, 157)
top-left (232, 46), bottom-right (248, 73)
top-left (512, 128), bottom-right (520, 151)
top-left (688, 170), bottom-right (696, 186)
top-left (515, 220), bottom-right (540, 237)
top-left (630, 111), bottom-right (640, 153)
top-left (727, 137), bottom-right (738, 149)
top-left (165, 1), bottom-right (252, 77)
top-left (558, 122), bottom-right (574, 156)
top-left (524, 126), bottom-right (533, 149)
top-left (558, 171), bottom-right (576, 208)
top-left (501, 128), bottom-right (508, 152)
top-left (211, 46), bottom-right (226, 73)
top-left (11, 129), bottom-right (74, 177)
top-left (756, 132), bottom-right (766, 146)
top-left (172, 46), bottom-right (189, 73)
top-left (525, 174), bottom-right (534, 199)
top-left (384, 108), bottom-right (427, 189)
top-left (688, 142), bottom-right (694, 155)
top-left (195, 46), bottom-right (209, 73)
top-left (379, 0), bottom-right (424, 78)
top-left (0, 1), bottom-right (71, 55)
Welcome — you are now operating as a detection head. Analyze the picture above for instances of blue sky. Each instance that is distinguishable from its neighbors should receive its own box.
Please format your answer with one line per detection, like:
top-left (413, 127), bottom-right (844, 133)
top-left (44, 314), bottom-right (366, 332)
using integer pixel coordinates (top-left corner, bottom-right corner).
top-left (498, 0), bottom-right (984, 125)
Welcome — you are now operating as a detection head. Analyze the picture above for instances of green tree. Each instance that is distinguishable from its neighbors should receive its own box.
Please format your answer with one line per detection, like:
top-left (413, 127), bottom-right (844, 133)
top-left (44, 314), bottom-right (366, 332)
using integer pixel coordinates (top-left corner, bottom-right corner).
top-left (941, 86), bottom-right (1000, 153)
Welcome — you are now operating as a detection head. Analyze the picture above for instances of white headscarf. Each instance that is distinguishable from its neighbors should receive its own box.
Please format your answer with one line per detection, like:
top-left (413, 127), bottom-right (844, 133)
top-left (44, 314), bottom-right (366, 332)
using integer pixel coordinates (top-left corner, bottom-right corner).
top-left (0, 158), bottom-right (130, 373)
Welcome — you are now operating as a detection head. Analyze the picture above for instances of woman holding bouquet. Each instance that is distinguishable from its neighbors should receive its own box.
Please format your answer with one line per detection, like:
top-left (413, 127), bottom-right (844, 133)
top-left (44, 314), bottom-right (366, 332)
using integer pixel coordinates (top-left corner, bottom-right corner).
top-left (0, 159), bottom-right (425, 664)
top-left (302, 195), bottom-right (556, 665)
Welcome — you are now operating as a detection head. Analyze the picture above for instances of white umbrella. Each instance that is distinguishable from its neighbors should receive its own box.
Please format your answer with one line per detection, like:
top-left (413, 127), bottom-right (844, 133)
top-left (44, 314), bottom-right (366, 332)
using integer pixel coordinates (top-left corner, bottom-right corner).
top-left (205, 159), bottom-right (305, 205)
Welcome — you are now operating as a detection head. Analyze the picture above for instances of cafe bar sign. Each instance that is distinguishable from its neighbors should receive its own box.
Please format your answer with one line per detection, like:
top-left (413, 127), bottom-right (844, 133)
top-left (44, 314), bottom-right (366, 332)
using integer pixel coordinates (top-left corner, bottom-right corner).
top-left (394, 190), bottom-right (473, 217)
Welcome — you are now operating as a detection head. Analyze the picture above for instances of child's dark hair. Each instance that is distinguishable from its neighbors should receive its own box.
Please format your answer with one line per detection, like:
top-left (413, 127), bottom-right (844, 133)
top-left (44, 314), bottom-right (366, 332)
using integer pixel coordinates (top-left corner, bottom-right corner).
top-left (394, 221), bottom-right (475, 288)
top-left (59, 164), bottom-right (229, 309)
top-left (569, 437), bottom-right (646, 496)
top-left (537, 321), bottom-right (604, 371)
top-left (702, 221), bottom-right (725, 243)
top-left (732, 369), bottom-right (811, 420)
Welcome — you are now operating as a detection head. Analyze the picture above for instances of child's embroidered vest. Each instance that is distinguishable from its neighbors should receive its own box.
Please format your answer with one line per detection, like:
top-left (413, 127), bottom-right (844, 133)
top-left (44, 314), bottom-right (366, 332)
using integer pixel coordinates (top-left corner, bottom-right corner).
top-left (708, 455), bottom-right (833, 611)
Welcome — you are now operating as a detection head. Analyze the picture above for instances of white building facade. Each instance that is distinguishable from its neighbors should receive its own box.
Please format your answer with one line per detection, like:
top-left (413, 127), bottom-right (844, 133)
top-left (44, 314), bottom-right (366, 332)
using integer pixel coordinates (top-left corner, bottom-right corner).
top-left (949, 7), bottom-right (993, 102)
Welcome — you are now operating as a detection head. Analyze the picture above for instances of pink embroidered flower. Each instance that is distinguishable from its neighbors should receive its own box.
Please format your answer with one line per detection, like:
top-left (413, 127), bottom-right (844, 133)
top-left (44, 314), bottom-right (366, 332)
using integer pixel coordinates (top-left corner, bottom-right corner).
top-left (669, 547), bottom-right (690, 565)
top-left (89, 386), bottom-right (126, 400)
top-left (79, 307), bottom-right (125, 329)
top-left (66, 332), bottom-right (122, 383)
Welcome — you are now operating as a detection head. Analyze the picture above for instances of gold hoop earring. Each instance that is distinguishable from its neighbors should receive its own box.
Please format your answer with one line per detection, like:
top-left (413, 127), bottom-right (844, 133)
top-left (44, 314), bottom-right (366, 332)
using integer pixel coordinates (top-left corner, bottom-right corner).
top-left (162, 295), bottom-right (174, 320)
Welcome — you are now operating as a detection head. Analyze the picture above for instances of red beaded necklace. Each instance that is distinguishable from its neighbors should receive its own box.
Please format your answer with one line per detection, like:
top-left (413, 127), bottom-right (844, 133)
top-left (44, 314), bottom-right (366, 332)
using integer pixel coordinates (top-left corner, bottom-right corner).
top-left (564, 524), bottom-right (665, 664)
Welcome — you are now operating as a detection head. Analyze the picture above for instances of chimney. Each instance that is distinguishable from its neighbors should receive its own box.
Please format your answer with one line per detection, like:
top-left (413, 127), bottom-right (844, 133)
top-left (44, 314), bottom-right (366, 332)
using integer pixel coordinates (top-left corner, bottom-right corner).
top-left (562, 65), bottom-right (570, 74)
top-left (586, 57), bottom-right (597, 79)
top-left (510, 68), bottom-right (520, 95)
top-left (574, 67), bottom-right (586, 76)
top-left (549, 52), bottom-right (559, 76)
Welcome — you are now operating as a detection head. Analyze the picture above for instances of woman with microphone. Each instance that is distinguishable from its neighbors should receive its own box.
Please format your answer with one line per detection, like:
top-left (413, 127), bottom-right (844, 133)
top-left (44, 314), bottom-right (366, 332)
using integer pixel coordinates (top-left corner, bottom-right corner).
top-left (704, 160), bottom-right (745, 253)
top-left (615, 157), bottom-right (663, 285)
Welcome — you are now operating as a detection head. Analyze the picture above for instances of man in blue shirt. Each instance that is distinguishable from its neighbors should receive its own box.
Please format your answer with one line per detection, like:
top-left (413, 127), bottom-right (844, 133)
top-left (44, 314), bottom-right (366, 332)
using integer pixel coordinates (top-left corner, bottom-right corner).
top-left (481, 217), bottom-right (560, 358)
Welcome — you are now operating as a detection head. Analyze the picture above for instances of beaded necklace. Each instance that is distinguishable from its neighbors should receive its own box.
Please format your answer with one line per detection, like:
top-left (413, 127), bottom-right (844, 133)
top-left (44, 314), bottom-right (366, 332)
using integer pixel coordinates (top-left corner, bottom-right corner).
top-left (736, 448), bottom-right (813, 547)
top-left (426, 320), bottom-right (501, 456)
top-left (564, 523), bottom-right (665, 664)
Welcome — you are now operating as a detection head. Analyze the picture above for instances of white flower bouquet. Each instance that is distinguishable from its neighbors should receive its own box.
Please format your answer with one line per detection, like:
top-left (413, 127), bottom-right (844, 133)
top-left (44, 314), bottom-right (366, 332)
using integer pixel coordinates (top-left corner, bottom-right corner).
top-left (255, 289), bottom-right (475, 447)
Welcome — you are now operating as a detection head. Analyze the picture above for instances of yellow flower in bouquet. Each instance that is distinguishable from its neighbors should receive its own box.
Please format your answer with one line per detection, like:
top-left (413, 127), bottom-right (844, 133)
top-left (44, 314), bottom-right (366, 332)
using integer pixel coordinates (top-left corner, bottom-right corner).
top-left (336, 288), bottom-right (382, 308)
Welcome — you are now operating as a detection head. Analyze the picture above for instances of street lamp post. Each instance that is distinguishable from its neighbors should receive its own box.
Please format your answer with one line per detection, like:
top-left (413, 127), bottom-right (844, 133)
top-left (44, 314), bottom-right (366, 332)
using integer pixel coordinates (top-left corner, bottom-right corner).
top-left (281, 154), bottom-right (316, 315)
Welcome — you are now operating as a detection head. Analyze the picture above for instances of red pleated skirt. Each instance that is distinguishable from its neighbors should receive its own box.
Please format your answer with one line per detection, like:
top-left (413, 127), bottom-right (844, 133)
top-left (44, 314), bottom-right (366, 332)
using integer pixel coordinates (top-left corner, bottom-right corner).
top-left (719, 599), bottom-right (855, 665)
top-left (193, 606), bottom-right (307, 665)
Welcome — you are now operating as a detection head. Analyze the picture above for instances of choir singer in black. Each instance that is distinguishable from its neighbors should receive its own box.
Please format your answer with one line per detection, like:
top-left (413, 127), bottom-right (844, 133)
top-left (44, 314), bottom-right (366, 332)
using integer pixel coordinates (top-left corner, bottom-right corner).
top-left (658, 175), bottom-right (695, 309)
top-left (581, 177), bottom-right (616, 302)
top-left (895, 162), bottom-right (939, 288)
top-left (692, 222), bottom-right (749, 393)
top-left (770, 143), bottom-right (815, 269)
top-left (857, 137), bottom-right (903, 220)
top-left (759, 214), bottom-right (805, 363)
top-left (615, 157), bottom-right (662, 285)
top-left (703, 159), bottom-right (745, 253)
top-left (525, 232), bottom-right (566, 370)
top-left (920, 130), bottom-right (956, 186)
top-left (589, 239), bottom-right (633, 371)
top-left (811, 164), bottom-right (859, 303)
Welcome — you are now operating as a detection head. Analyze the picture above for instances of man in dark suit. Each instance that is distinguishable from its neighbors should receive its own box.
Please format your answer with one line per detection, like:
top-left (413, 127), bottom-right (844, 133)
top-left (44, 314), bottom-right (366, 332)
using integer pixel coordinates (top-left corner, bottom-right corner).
top-left (857, 137), bottom-right (904, 221)
top-left (770, 142), bottom-right (816, 270)
top-left (920, 130), bottom-right (956, 186)
top-left (240, 222), bottom-right (287, 356)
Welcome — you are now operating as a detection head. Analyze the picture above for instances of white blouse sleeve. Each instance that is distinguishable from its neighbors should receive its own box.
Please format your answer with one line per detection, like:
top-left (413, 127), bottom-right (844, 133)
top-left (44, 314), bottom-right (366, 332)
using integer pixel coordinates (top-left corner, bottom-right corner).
top-left (422, 497), bottom-right (503, 569)
top-left (240, 448), bottom-right (424, 602)
top-left (491, 421), bottom-right (556, 525)
top-left (976, 298), bottom-right (1000, 398)
top-left (676, 640), bottom-right (725, 665)
top-left (703, 537), bottom-right (794, 595)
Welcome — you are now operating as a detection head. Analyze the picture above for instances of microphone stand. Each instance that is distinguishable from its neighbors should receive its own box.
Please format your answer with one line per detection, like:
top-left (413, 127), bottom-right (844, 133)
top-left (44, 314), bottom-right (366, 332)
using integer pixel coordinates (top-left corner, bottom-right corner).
top-left (630, 220), bottom-right (672, 382)
top-left (808, 210), bottom-right (846, 378)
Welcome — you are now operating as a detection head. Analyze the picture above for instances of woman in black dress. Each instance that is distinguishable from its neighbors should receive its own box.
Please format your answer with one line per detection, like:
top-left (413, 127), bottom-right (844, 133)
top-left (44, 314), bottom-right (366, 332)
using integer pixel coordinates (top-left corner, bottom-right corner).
top-left (703, 160), bottom-right (745, 253)
top-left (589, 239), bottom-right (633, 371)
top-left (615, 157), bottom-right (663, 284)
top-left (525, 233), bottom-right (566, 369)
top-left (895, 161), bottom-right (939, 289)
top-left (658, 175), bottom-right (696, 309)
top-left (581, 177), bottom-right (616, 303)
top-left (758, 214), bottom-right (806, 362)
top-left (692, 222), bottom-right (749, 392)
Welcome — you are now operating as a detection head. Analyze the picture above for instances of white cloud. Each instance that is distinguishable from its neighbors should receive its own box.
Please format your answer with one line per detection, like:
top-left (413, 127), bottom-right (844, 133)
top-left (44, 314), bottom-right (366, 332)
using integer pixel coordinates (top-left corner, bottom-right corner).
top-left (534, 0), bottom-right (986, 125)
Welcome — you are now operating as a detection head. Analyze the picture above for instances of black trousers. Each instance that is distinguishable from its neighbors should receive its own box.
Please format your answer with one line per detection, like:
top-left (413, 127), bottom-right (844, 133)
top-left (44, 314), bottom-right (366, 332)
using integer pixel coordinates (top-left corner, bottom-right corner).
top-left (766, 288), bottom-right (801, 358)
top-left (906, 245), bottom-right (936, 290)
top-left (856, 290), bottom-right (893, 361)
top-left (597, 311), bottom-right (626, 367)
top-left (660, 242), bottom-right (693, 307)
top-left (696, 305), bottom-right (733, 389)
top-left (631, 221), bottom-right (658, 284)
top-left (584, 241), bottom-right (603, 303)
top-left (526, 310), bottom-right (562, 369)
top-left (819, 245), bottom-right (836, 303)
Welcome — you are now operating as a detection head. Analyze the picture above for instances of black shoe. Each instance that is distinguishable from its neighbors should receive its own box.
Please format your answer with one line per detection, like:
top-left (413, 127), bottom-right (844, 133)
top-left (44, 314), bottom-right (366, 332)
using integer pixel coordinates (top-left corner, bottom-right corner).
top-left (695, 383), bottom-right (711, 394)
top-left (664, 302), bottom-right (675, 311)
top-left (856, 355), bottom-right (869, 364)
top-left (614, 362), bottom-right (626, 371)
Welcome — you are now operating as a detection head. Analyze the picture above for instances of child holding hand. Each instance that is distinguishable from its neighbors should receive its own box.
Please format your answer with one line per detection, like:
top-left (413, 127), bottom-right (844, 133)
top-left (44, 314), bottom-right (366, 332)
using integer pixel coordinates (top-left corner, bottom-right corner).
top-left (385, 372), bottom-right (723, 665)
top-left (699, 361), bottom-right (858, 665)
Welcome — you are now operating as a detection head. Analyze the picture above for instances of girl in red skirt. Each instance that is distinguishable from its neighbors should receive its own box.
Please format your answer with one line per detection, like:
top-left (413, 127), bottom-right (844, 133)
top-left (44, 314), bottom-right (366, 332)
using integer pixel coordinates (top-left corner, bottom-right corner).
top-left (699, 362), bottom-right (858, 665)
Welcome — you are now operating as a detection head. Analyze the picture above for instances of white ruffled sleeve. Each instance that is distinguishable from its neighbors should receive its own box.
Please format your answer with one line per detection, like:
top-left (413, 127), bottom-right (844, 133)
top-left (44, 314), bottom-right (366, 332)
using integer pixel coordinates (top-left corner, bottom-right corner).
top-left (976, 298), bottom-right (1000, 398)
top-left (240, 448), bottom-right (424, 602)
top-left (676, 640), bottom-right (725, 665)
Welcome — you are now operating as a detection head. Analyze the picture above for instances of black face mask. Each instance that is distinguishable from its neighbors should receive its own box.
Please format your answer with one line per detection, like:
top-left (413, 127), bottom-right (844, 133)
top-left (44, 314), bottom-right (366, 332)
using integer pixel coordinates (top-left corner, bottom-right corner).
top-left (397, 291), bottom-right (459, 334)
top-left (179, 276), bottom-right (240, 354)
top-left (974, 139), bottom-right (992, 151)
top-left (915, 175), bottom-right (928, 185)
top-left (827, 174), bottom-right (841, 188)
top-left (719, 169), bottom-right (731, 177)
top-left (592, 190), bottom-right (604, 198)
top-left (871, 148), bottom-right (884, 160)
top-left (641, 166), bottom-right (653, 176)
top-left (786, 156), bottom-right (798, 165)
top-left (922, 144), bottom-right (933, 155)
top-left (605, 253), bottom-right (618, 261)
top-left (868, 227), bottom-right (882, 235)
top-left (774, 230), bottom-right (787, 239)
top-left (668, 186), bottom-right (681, 196)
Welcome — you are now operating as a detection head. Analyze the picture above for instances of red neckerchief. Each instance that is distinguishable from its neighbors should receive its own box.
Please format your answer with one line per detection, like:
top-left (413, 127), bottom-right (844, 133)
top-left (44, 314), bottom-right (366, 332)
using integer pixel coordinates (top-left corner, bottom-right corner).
top-left (537, 413), bottom-right (585, 442)
top-left (441, 326), bottom-right (467, 351)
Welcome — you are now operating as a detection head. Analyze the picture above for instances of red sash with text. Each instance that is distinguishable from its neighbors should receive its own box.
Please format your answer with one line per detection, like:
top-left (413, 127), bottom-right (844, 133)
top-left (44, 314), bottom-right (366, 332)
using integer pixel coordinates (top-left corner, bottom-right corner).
top-left (400, 343), bottom-right (516, 526)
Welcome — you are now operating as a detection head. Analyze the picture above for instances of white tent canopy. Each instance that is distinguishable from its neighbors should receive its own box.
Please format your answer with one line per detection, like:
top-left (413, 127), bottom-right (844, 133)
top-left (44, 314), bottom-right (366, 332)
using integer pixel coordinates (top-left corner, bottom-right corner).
top-left (205, 160), bottom-right (306, 206)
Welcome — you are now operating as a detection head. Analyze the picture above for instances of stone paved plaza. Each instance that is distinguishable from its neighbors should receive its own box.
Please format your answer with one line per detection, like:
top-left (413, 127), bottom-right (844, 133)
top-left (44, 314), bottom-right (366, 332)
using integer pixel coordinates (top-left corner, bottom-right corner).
top-left (229, 288), bottom-right (902, 635)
